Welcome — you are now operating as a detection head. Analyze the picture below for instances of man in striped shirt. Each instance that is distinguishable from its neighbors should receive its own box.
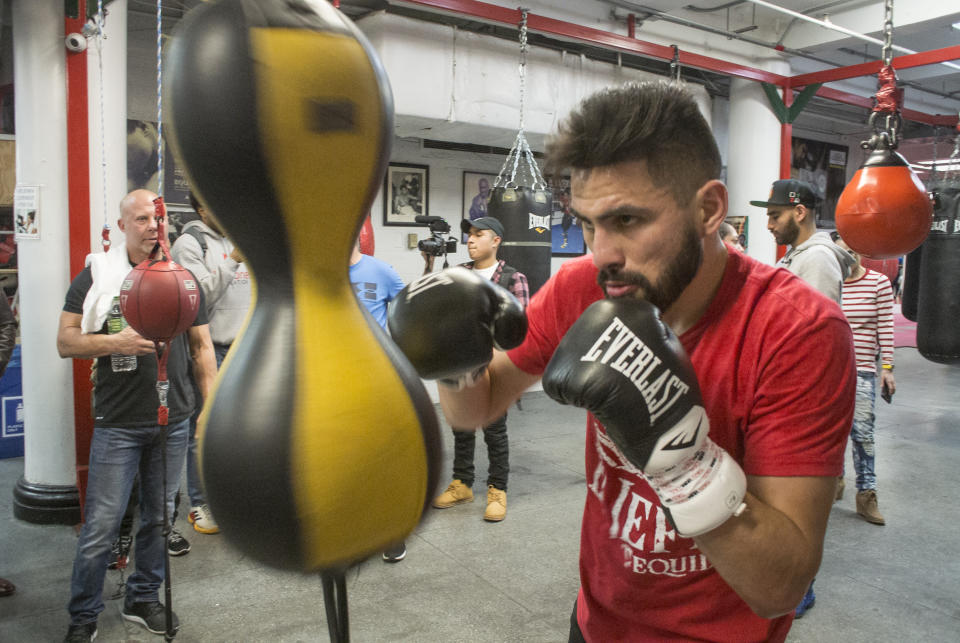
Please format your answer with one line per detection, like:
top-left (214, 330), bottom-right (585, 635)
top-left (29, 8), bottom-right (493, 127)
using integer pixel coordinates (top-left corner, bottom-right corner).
top-left (834, 234), bottom-right (896, 525)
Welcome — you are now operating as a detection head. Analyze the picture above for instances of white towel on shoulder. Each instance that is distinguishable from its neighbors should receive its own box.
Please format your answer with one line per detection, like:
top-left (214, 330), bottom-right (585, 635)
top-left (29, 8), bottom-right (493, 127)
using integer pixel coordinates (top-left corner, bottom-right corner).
top-left (81, 245), bottom-right (133, 334)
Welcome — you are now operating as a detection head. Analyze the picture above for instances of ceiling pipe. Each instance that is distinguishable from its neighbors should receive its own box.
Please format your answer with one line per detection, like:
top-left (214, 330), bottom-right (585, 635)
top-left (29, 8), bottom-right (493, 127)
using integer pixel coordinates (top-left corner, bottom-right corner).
top-left (744, 0), bottom-right (960, 72)
top-left (392, 0), bottom-right (957, 126)
top-left (602, 0), bottom-right (960, 102)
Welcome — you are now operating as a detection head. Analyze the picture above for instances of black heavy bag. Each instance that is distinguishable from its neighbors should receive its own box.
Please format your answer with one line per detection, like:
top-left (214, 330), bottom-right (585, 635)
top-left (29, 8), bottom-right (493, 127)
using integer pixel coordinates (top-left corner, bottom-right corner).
top-left (900, 242), bottom-right (922, 322)
top-left (917, 187), bottom-right (960, 364)
top-left (487, 185), bottom-right (552, 295)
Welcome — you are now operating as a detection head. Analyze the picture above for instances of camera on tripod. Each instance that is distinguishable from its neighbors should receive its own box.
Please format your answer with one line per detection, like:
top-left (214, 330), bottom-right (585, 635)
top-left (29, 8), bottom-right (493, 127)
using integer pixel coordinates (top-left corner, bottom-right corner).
top-left (415, 215), bottom-right (457, 257)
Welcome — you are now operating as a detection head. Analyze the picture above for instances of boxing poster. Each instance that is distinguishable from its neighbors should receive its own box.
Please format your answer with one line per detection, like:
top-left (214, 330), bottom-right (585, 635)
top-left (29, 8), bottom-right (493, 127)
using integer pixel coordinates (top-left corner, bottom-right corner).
top-left (383, 163), bottom-right (429, 226)
top-left (462, 171), bottom-right (497, 242)
top-left (791, 136), bottom-right (848, 228)
top-left (127, 119), bottom-right (191, 206)
top-left (549, 176), bottom-right (585, 256)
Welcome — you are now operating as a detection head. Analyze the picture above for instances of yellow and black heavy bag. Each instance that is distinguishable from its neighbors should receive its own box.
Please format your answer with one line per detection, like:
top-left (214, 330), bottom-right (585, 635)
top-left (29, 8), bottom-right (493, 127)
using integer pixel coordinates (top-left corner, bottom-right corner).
top-left (917, 187), bottom-right (960, 364)
top-left (165, 0), bottom-right (441, 571)
top-left (487, 185), bottom-right (552, 295)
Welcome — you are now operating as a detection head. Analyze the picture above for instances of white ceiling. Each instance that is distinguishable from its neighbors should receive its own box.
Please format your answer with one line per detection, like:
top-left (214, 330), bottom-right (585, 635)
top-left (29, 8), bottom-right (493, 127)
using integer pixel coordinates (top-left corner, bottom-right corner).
top-left (125, 0), bottom-right (960, 142)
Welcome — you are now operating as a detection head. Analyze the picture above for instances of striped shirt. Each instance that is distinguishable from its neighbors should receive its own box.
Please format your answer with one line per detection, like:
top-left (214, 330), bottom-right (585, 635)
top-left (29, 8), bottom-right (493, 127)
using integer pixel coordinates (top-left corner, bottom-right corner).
top-left (841, 268), bottom-right (894, 372)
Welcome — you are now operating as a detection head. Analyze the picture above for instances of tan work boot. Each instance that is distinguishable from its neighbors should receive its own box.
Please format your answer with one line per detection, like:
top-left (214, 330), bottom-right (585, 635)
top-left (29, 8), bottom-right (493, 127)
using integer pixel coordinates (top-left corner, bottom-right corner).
top-left (835, 477), bottom-right (845, 502)
top-left (856, 490), bottom-right (885, 525)
top-left (433, 480), bottom-right (473, 508)
top-left (484, 485), bottom-right (507, 522)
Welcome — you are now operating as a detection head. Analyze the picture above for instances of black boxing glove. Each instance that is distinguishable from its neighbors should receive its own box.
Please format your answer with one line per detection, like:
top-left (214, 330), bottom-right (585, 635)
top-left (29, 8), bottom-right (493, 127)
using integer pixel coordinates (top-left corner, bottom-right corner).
top-left (388, 267), bottom-right (527, 388)
top-left (542, 298), bottom-right (746, 537)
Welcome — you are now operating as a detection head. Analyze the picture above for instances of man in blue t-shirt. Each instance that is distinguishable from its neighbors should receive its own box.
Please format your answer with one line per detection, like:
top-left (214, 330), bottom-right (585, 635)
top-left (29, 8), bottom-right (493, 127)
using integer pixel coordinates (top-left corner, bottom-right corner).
top-left (348, 240), bottom-right (407, 563)
top-left (349, 241), bottom-right (405, 328)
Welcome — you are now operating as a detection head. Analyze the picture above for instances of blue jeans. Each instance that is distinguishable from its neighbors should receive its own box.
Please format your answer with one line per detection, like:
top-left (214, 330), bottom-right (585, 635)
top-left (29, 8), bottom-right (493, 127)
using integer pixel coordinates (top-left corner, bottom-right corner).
top-left (68, 419), bottom-right (189, 625)
top-left (851, 371), bottom-right (877, 491)
top-left (185, 343), bottom-right (230, 507)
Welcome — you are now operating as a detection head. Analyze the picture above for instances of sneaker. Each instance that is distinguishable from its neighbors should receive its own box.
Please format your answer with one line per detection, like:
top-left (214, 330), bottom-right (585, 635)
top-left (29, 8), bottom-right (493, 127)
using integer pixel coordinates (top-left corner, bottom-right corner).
top-left (64, 622), bottom-right (98, 642)
top-left (432, 479), bottom-right (474, 508)
top-left (835, 477), bottom-right (845, 501)
top-left (107, 534), bottom-right (133, 570)
top-left (167, 529), bottom-right (191, 556)
top-left (188, 504), bottom-right (220, 534)
top-left (382, 542), bottom-right (407, 563)
top-left (856, 490), bottom-right (886, 525)
top-left (122, 600), bottom-right (179, 635)
top-left (794, 584), bottom-right (816, 618)
top-left (483, 485), bottom-right (507, 522)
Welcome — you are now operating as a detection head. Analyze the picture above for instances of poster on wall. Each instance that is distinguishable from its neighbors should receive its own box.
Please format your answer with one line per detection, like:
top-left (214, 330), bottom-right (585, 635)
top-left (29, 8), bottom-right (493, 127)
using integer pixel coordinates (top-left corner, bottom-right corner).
top-left (791, 136), bottom-right (848, 227)
top-left (549, 176), bottom-right (585, 256)
top-left (13, 185), bottom-right (40, 240)
top-left (461, 171), bottom-right (497, 242)
top-left (127, 119), bottom-right (191, 206)
top-left (383, 163), bottom-right (429, 226)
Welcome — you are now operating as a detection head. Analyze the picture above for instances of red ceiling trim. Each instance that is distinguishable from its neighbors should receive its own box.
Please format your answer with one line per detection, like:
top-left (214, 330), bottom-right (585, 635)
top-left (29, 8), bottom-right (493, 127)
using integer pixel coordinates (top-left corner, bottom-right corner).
top-left (395, 0), bottom-right (786, 84)
top-left (393, 0), bottom-right (957, 126)
top-left (790, 44), bottom-right (960, 88)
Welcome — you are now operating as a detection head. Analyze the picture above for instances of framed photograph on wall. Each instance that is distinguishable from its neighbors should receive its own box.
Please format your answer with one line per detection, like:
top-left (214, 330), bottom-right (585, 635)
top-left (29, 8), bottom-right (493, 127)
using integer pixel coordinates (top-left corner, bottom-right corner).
top-left (383, 163), bottom-right (429, 226)
top-left (549, 176), bottom-right (585, 256)
top-left (461, 171), bottom-right (497, 241)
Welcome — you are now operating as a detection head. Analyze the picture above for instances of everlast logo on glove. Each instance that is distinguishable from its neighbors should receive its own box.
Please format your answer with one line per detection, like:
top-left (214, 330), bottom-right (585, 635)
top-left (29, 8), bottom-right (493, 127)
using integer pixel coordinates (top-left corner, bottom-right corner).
top-left (580, 316), bottom-right (691, 424)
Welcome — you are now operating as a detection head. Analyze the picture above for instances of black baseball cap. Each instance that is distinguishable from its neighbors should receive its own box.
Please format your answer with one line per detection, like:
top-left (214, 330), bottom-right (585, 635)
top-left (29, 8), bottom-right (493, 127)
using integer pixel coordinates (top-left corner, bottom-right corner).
top-left (461, 216), bottom-right (505, 238)
top-left (749, 179), bottom-right (817, 209)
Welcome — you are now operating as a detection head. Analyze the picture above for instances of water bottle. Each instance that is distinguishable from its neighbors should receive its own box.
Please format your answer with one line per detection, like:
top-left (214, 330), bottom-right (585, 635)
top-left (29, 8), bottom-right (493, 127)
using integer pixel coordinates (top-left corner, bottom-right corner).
top-left (108, 297), bottom-right (138, 372)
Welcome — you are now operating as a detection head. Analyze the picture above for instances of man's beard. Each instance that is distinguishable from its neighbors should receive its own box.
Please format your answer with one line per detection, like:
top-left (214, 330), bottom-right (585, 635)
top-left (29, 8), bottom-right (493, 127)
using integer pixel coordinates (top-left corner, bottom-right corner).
top-left (597, 223), bottom-right (703, 312)
top-left (775, 218), bottom-right (800, 246)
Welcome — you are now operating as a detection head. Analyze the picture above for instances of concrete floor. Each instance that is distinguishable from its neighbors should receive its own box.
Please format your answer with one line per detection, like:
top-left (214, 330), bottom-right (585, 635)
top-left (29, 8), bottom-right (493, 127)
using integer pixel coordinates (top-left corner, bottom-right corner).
top-left (1, 346), bottom-right (958, 642)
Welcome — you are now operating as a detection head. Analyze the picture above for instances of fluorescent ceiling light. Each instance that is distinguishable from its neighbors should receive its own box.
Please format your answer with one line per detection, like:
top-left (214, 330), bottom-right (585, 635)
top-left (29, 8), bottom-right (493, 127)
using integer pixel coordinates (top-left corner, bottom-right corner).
top-left (952, 22), bottom-right (960, 31)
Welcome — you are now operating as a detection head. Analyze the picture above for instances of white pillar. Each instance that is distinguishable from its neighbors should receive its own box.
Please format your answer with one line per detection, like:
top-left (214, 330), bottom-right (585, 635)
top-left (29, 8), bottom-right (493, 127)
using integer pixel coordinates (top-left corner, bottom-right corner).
top-left (727, 60), bottom-right (790, 265)
top-left (88, 0), bottom-right (128, 250)
top-left (12, 0), bottom-right (79, 523)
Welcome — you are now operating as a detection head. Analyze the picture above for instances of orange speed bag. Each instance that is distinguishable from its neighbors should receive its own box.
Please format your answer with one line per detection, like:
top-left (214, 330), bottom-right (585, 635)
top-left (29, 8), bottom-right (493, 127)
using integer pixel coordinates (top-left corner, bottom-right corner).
top-left (835, 147), bottom-right (932, 260)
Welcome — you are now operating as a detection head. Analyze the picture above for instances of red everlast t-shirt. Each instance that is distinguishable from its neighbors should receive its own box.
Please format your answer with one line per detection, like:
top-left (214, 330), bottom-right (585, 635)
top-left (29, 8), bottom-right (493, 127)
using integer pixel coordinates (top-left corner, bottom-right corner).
top-left (508, 249), bottom-right (855, 642)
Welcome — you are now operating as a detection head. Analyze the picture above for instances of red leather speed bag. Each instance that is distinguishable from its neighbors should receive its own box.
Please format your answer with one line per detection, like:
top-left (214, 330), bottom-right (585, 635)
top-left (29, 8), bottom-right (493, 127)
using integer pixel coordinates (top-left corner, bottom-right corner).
top-left (120, 259), bottom-right (200, 342)
top-left (835, 147), bottom-right (932, 260)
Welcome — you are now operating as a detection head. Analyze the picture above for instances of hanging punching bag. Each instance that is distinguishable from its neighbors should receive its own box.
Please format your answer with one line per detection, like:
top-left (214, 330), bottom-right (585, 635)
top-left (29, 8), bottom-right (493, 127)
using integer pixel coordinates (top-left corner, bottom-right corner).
top-left (487, 185), bottom-right (552, 295)
top-left (358, 213), bottom-right (375, 255)
top-left (916, 187), bottom-right (960, 364)
top-left (835, 147), bottom-right (932, 259)
top-left (900, 243), bottom-right (922, 322)
top-left (166, 0), bottom-right (440, 572)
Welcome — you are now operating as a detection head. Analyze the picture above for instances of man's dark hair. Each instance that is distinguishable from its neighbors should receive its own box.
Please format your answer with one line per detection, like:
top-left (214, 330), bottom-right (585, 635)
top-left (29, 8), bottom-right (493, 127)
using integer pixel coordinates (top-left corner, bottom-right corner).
top-left (188, 191), bottom-right (202, 213)
top-left (545, 81), bottom-right (722, 206)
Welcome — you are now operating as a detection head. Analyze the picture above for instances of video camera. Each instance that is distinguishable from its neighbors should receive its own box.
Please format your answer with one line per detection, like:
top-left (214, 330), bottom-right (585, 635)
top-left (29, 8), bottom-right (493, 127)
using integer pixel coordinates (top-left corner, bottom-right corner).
top-left (415, 215), bottom-right (457, 257)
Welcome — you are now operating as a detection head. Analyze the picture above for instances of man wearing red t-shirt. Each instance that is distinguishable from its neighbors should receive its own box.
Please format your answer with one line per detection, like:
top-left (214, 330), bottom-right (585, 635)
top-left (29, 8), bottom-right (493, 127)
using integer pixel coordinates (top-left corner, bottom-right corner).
top-left (389, 81), bottom-right (855, 642)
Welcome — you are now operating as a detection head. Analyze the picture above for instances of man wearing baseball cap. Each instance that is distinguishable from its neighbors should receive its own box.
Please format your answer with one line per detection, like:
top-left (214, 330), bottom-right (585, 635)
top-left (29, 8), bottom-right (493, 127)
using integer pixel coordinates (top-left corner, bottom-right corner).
top-left (752, 179), bottom-right (854, 305)
top-left (751, 178), bottom-right (855, 617)
top-left (431, 216), bottom-right (529, 522)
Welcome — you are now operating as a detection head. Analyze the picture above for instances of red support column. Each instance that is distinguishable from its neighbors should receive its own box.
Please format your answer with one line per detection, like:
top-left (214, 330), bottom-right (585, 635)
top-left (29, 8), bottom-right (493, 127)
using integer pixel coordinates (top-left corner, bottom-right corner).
top-left (65, 0), bottom-right (94, 518)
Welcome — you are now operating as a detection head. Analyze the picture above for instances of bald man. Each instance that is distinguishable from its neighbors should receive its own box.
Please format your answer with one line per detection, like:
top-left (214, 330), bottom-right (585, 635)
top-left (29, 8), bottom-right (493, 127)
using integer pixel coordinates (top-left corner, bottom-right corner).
top-left (57, 189), bottom-right (216, 641)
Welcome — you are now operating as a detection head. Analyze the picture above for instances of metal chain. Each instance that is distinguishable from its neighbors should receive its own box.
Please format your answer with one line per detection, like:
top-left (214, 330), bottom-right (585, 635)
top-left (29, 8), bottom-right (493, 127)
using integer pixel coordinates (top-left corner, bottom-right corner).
top-left (96, 0), bottom-right (110, 248)
top-left (494, 8), bottom-right (546, 191)
top-left (155, 0), bottom-right (164, 198)
top-left (881, 0), bottom-right (894, 67)
top-left (518, 9), bottom-right (527, 134)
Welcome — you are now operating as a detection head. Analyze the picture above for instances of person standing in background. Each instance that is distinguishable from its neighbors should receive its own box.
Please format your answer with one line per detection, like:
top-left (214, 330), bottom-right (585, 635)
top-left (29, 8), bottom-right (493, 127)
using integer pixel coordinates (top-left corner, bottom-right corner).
top-left (833, 233), bottom-right (895, 525)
